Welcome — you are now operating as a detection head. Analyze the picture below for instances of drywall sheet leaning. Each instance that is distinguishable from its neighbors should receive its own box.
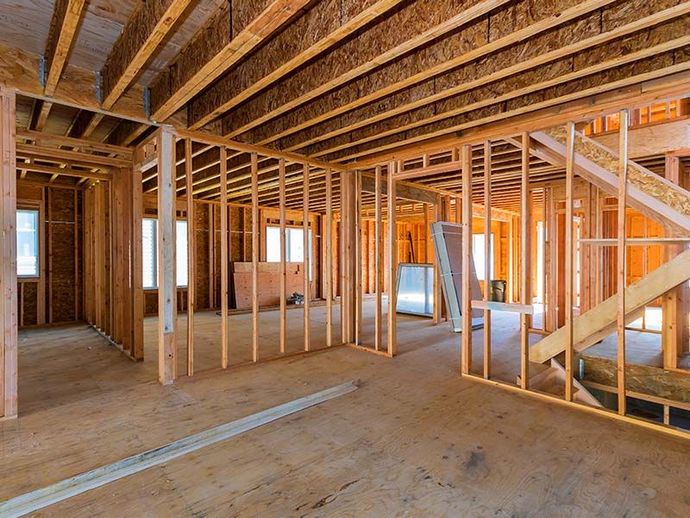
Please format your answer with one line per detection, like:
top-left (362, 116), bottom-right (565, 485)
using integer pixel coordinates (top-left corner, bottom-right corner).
top-left (431, 222), bottom-right (483, 332)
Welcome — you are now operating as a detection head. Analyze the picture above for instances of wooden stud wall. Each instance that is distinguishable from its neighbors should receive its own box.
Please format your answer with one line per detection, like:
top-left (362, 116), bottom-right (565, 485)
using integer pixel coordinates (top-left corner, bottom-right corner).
top-left (0, 87), bottom-right (17, 419)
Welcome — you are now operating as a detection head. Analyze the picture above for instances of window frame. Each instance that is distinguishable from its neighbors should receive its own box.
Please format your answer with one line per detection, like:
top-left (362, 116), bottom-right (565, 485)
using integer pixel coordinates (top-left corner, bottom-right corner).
top-left (265, 224), bottom-right (313, 280)
top-left (16, 207), bottom-right (41, 280)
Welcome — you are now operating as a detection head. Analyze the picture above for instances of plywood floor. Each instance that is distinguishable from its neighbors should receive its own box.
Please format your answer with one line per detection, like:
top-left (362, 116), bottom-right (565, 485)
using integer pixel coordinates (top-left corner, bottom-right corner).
top-left (4, 302), bottom-right (690, 516)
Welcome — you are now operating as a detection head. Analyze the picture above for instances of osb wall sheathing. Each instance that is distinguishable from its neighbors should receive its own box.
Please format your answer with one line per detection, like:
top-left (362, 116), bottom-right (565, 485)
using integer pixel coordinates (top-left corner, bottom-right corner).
top-left (17, 181), bottom-right (82, 328)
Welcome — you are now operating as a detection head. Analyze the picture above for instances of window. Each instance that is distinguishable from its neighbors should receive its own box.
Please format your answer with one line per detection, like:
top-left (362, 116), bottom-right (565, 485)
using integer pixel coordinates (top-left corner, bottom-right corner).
top-left (142, 218), bottom-right (188, 289)
top-left (472, 233), bottom-right (494, 282)
top-left (142, 219), bottom-right (157, 289)
top-left (266, 226), bottom-right (312, 279)
top-left (17, 209), bottom-right (39, 277)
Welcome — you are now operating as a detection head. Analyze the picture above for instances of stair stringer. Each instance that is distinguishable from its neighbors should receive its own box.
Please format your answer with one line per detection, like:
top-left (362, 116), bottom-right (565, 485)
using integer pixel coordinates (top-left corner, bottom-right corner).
top-left (531, 129), bottom-right (690, 236)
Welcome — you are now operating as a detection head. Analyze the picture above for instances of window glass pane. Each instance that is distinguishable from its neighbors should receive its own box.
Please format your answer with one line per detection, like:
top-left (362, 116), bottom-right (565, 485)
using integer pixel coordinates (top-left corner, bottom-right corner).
top-left (176, 220), bottom-right (188, 287)
top-left (142, 218), bottom-right (157, 289)
top-left (288, 228), bottom-right (304, 262)
top-left (17, 209), bottom-right (39, 277)
top-left (472, 233), bottom-right (494, 282)
top-left (265, 226), bottom-right (281, 262)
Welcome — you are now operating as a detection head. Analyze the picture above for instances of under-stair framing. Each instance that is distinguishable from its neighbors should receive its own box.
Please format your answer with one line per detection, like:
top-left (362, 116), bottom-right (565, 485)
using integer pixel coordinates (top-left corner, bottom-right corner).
top-left (461, 112), bottom-right (690, 440)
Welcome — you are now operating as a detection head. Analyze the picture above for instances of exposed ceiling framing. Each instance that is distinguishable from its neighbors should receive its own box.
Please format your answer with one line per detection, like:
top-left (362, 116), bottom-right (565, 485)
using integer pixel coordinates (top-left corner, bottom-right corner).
top-left (1, 0), bottom-right (689, 209)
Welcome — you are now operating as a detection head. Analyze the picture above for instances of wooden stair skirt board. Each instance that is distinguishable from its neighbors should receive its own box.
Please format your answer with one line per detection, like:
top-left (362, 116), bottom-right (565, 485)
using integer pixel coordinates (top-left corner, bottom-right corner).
top-left (517, 359), bottom-right (603, 408)
top-left (530, 248), bottom-right (690, 364)
top-left (531, 127), bottom-right (690, 236)
top-left (0, 381), bottom-right (359, 518)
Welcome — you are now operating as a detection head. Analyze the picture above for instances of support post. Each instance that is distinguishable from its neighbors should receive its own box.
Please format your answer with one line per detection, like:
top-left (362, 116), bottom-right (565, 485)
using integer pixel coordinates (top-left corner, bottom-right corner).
top-left (303, 164), bottom-right (310, 351)
top-left (483, 141), bottom-right (492, 380)
top-left (279, 159), bottom-right (287, 353)
top-left (617, 109), bottom-right (629, 415)
top-left (433, 198), bottom-right (442, 324)
top-left (387, 162), bottom-right (397, 356)
top-left (157, 128), bottom-right (176, 385)
top-left (220, 147), bottom-right (228, 368)
top-left (185, 139), bottom-right (195, 376)
top-left (251, 153), bottom-right (259, 361)
top-left (461, 144), bottom-right (473, 375)
top-left (354, 170), bottom-right (362, 345)
top-left (325, 168), bottom-right (333, 347)
top-left (520, 132), bottom-right (531, 388)
top-left (375, 165), bottom-right (383, 351)
top-left (0, 87), bottom-right (17, 417)
top-left (131, 163), bottom-right (144, 360)
top-left (663, 153), bottom-right (690, 368)
top-left (564, 122), bottom-right (576, 401)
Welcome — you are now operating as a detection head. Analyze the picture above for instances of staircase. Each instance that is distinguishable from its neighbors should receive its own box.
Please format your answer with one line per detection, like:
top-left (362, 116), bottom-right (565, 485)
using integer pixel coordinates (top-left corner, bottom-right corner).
top-left (531, 127), bottom-right (690, 236)
top-left (528, 126), bottom-right (690, 364)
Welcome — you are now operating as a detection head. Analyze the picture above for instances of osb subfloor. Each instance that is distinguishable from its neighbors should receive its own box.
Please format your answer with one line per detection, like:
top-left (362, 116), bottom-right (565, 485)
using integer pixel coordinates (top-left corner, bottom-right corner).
top-left (3, 302), bottom-right (690, 516)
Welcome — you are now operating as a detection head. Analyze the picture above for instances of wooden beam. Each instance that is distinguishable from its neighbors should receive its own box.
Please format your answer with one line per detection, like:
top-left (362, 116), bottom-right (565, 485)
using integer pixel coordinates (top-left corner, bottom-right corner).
top-left (279, 159), bottom-right (287, 354)
top-left (580, 238), bottom-right (690, 246)
top-left (251, 153), bottom-right (260, 361)
top-left (16, 144), bottom-right (130, 168)
top-left (520, 132), bottom-right (530, 389)
top-left (0, 88), bottom-right (17, 418)
top-left (0, 381), bottom-right (359, 516)
top-left (461, 144), bottom-right (472, 375)
top-left (219, 0), bottom-right (511, 137)
top-left (483, 140), bottom-right (491, 380)
top-left (662, 153), bottom-right (690, 368)
top-left (188, 0), bottom-right (406, 129)
top-left (341, 65), bottom-right (690, 169)
top-left (100, 0), bottom-right (194, 110)
top-left (220, 146), bottom-right (229, 369)
top-left (471, 300), bottom-right (534, 314)
top-left (533, 248), bottom-right (690, 364)
top-left (564, 122), bottom-right (575, 402)
top-left (17, 129), bottom-right (132, 158)
top-left (157, 129), bottom-right (176, 385)
top-left (185, 139), bottom-right (195, 376)
top-left (374, 165), bottom-right (383, 352)
top-left (43, 0), bottom-right (87, 96)
top-left (149, 0), bottom-right (310, 122)
top-left (323, 23), bottom-right (690, 163)
top-left (263, 0), bottom-right (634, 150)
top-left (174, 128), bottom-right (348, 175)
top-left (303, 163), bottom-right (310, 352)
top-left (15, 162), bottom-right (110, 181)
top-left (617, 109), bottom-right (629, 415)
top-left (387, 162), bottom-right (397, 357)
top-left (360, 173), bottom-right (437, 205)
top-left (324, 168), bottom-right (333, 347)
top-left (354, 170), bottom-right (362, 344)
top-left (32, 101), bottom-right (52, 132)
